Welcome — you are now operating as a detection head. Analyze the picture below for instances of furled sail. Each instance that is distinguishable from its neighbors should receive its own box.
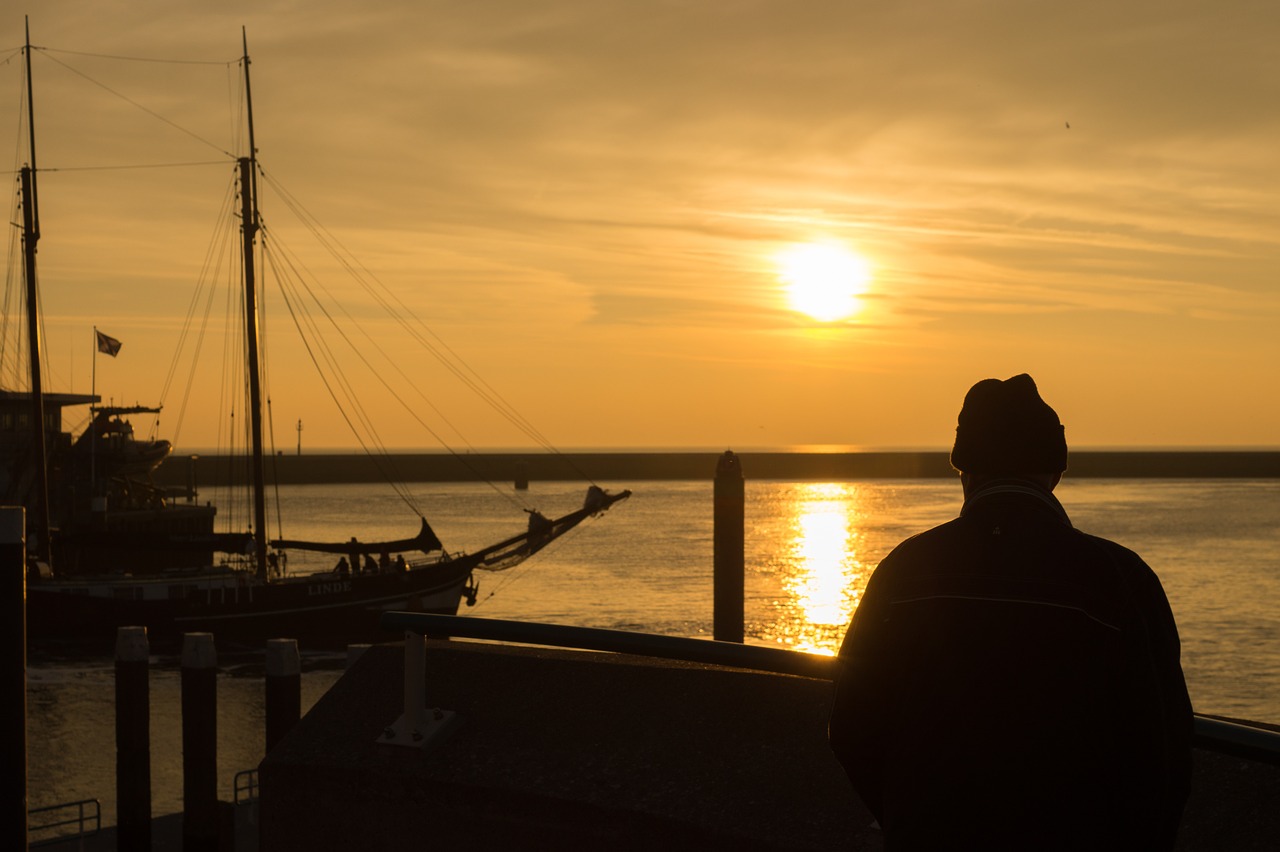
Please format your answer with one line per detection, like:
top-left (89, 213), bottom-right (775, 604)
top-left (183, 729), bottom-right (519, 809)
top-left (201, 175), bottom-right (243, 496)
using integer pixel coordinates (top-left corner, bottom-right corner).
top-left (271, 517), bottom-right (444, 555)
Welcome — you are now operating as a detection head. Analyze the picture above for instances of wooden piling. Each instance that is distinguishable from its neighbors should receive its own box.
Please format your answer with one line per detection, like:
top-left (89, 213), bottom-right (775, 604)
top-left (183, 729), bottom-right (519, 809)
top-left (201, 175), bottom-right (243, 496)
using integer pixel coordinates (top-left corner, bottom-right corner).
top-left (713, 450), bottom-right (745, 643)
top-left (2, 507), bottom-right (26, 850)
top-left (181, 632), bottom-right (218, 852)
top-left (266, 639), bottom-right (301, 753)
top-left (115, 626), bottom-right (151, 850)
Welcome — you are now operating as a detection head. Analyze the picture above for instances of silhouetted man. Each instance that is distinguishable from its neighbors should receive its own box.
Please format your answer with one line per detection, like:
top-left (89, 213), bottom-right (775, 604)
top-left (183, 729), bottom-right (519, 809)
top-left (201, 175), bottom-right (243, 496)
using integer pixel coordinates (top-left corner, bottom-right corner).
top-left (829, 374), bottom-right (1192, 850)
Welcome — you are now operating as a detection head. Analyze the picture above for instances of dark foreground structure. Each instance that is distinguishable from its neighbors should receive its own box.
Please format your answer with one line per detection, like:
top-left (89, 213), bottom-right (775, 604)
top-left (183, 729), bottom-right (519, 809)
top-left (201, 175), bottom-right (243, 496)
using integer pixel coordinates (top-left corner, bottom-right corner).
top-left (259, 639), bottom-right (1280, 852)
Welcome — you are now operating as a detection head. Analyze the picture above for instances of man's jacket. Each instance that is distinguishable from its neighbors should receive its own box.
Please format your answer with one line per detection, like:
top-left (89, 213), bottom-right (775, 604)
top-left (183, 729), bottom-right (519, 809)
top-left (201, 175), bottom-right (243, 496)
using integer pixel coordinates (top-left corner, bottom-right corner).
top-left (829, 480), bottom-right (1192, 850)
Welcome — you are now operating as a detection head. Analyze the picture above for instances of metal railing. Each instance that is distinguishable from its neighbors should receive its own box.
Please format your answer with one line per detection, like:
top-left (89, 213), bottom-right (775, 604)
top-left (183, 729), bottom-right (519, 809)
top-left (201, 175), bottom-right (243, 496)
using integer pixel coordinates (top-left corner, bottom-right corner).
top-left (28, 798), bottom-right (101, 847)
top-left (379, 611), bottom-right (1280, 767)
top-left (379, 612), bottom-right (837, 679)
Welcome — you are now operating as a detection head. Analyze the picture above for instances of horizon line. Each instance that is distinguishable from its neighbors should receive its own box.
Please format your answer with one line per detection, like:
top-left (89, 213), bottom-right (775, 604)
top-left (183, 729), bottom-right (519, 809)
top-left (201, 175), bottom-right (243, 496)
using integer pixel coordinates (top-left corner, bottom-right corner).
top-left (176, 445), bottom-right (1280, 456)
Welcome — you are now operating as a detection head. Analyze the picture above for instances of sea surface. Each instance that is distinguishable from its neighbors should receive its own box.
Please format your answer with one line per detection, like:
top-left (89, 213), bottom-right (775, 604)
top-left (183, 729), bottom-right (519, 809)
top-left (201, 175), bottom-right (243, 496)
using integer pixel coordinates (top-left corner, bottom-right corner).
top-left (26, 477), bottom-right (1280, 826)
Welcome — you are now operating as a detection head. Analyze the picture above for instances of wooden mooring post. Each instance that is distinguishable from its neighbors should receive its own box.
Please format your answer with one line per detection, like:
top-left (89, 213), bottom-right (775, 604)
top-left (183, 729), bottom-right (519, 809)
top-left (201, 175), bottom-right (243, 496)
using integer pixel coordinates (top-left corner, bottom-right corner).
top-left (115, 626), bottom-right (151, 850)
top-left (713, 450), bottom-right (745, 643)
top-left (182, 633), bottom-right (218, 852)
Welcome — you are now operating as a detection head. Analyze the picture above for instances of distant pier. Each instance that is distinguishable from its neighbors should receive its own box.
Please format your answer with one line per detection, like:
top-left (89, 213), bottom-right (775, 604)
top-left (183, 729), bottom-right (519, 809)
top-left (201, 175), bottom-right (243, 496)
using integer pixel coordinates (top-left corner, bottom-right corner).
top-left (152, 450), bottom-right (1280, 488)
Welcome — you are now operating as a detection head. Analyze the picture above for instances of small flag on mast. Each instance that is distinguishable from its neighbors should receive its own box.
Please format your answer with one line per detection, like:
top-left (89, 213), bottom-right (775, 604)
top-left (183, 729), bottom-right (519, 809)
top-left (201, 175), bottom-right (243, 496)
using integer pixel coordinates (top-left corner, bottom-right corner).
top-left (96, 330), bottom-right (122, 357)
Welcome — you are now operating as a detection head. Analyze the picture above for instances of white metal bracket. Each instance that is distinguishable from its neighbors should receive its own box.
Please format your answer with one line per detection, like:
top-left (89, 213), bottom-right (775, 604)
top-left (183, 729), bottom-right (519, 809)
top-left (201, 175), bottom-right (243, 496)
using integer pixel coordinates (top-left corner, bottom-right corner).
top-left (377, 631), bottom-right (459, 749)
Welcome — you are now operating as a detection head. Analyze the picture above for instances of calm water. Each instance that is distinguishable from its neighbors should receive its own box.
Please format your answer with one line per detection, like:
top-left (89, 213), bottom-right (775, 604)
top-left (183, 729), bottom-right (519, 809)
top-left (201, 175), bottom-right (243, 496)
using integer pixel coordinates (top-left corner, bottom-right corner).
top-left (27, 477), bottom-right (1280, 823)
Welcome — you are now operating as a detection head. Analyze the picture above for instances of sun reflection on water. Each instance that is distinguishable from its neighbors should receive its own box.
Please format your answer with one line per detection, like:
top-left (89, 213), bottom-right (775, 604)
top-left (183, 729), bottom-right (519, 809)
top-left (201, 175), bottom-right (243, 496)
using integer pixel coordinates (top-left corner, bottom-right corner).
top-left (756, 482), bottom-right (870, 655)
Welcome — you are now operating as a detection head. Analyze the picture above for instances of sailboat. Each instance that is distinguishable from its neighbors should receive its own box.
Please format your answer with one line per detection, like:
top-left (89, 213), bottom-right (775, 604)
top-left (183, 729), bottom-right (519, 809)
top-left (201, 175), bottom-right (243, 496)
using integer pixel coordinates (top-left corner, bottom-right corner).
top-left (9, 26), bottom-right (629, 646)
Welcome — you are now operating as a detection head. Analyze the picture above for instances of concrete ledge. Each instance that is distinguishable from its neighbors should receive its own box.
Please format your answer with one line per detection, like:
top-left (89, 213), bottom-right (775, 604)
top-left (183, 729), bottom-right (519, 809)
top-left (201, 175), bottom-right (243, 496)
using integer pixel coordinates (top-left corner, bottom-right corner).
top-left (259, 641), bottom-right (1280, 851)
top-left (259, 641), bottom-right (871, 851)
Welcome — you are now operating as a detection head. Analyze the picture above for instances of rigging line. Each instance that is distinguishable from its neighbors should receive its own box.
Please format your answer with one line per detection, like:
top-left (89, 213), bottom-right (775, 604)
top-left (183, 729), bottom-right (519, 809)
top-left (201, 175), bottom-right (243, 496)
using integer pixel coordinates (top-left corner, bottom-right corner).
top-left (255, 198), bottom-right (486, 455)
top-left (37, 46), bottom-right (235, 66)
top-left (265, 176), bottom-right (541, 447)
top-left (257, 168), bottom-right (584, 473)
top-left (2, 186), bottom-right (19, 384)
top-left (471, 523), bottom-right (587, 605)
top-left (9, 71), bottom-right (28, 172)
top-left (290, 209), bottom-right (569, 455)
top-left (261, 236), bottom-right (417, 501)
top-left (162, 174), bottom-right (238, 446)
top-left (265, 396), bottom-right (285, 542)
top-left (169, 217), bottom-right (230, 447)
top-left (158, 174), bottom-right (235, 404)
top-left (255, 240), bottom-right (295, 545)
top-left (8, 160), bottom-right (229, 174)
top-left (274, 227), bottom-right (563, 483)
top-left (271, 259), bottom-right (426, 515)
top-left (263, 227), bottom-right (522, 510)
top-left (256, 216), bottom-right (427, 434)
top-left (34, 50), bottom-right (236, 159)
top-left (34, 275), bottom-right (52, 393)
top-left (265, 248), bottom-right (426, 516)
top-left (220, 247), bottom-right (246, 531)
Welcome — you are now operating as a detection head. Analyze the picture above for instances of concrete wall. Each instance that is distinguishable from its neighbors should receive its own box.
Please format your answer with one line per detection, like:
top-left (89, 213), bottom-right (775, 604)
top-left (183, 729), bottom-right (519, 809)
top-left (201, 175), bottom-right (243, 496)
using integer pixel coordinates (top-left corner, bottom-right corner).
top-left (260, 641), bottom-right (1280, 852)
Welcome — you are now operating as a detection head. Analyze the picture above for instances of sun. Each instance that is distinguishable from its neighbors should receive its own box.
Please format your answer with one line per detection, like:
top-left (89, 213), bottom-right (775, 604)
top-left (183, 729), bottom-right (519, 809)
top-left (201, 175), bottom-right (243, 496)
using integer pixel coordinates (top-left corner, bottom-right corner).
top-left (776, 242), bottom-right (871, 322)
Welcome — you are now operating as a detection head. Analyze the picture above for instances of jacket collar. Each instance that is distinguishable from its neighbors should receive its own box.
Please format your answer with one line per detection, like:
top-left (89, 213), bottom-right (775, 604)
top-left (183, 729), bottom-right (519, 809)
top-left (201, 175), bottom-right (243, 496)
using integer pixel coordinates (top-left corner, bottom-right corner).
top-left (960, 478), bottom-right (1073, 527)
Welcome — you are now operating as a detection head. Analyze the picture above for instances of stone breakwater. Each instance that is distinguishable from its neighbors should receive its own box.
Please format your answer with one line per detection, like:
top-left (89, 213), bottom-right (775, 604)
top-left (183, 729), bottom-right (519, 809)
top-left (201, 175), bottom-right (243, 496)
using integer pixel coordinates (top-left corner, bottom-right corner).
top-left (151, 450), bottom-right (1280, 487)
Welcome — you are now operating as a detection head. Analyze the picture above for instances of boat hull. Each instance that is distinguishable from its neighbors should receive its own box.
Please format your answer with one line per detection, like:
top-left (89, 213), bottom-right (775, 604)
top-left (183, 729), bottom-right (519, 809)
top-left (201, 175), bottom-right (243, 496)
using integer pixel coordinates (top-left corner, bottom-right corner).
top-left (26, 560), bottom-right (474, 649)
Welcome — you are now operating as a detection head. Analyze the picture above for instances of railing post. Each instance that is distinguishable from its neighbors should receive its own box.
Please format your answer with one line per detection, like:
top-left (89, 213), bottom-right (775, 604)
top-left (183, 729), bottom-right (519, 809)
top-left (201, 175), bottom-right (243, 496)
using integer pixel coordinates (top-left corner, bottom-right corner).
top-left (181, 632), bottom-right (218, 852)
top-left (265, 639), bottom-right (300, 754)
top-left (377, 631), bottom-right (456, 749)
top-left (405, 631), bottom-right (425, 732)
top-left (2, 507), bottom-right (26, 851)
top-left (115, 626), bottom-right (151, 850)
top-left (714, 450), bottom-right (745, 642)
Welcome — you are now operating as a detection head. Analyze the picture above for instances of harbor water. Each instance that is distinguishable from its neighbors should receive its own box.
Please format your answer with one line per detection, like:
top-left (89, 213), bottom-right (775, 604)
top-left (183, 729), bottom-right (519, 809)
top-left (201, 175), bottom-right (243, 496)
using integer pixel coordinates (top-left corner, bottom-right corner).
top-left (27, 476), bottom-right (1280, 824)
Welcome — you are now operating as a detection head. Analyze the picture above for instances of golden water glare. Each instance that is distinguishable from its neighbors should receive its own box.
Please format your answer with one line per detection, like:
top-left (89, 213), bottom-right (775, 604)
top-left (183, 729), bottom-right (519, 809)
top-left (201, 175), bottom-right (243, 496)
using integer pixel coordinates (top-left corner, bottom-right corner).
top-left (763, 482), bottom-right (870, 655)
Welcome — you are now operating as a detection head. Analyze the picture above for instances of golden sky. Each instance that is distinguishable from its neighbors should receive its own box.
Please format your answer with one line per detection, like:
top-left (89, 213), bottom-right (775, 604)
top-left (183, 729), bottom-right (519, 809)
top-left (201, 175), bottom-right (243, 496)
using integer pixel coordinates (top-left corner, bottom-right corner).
top-left (3, 1), bottom-right (1277, 451)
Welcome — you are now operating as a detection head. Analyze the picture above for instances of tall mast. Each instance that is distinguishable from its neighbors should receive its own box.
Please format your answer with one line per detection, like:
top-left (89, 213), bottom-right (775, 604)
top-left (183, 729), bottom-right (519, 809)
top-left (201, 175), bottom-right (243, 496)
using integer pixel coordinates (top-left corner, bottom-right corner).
top-left (24, 17), bottom-right (39, 232)
top-left (22, 18), bottom-right (53, 569)
top-left (240, 31), bottom-right (269, 581)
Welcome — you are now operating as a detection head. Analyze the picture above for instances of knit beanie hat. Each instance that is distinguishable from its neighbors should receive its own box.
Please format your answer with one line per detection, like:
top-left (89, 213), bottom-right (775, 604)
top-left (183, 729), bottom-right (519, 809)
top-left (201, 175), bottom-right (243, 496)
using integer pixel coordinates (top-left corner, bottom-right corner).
top-left (950, 374), bottom-right (1068, 474)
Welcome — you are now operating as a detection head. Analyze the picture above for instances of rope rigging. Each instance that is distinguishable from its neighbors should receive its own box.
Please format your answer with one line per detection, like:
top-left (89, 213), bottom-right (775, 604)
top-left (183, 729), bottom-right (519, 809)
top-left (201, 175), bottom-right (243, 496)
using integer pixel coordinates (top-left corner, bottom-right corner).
top-left (7, 37), bottom-right (619, 573)
top-left (30, 47), bottom-right (238, 160)
top-left (260, 208), bottom-right (515, 512)
top-left (257, 167), bottom-right (599, 486)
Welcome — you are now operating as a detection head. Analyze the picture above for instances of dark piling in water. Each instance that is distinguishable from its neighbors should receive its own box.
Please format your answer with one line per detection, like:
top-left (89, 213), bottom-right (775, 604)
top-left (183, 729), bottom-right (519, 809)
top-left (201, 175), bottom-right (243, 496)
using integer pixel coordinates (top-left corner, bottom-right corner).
top-left (3, 507), bottom-right (27, 849)
top-left (181, 633), bottom-right (218, 852)
top-left (115, 626), bottom-right (151, 850)
top-left (266, 639), bottom-right (301, 753)
top-left (713, 450), bottom-right (745, 643)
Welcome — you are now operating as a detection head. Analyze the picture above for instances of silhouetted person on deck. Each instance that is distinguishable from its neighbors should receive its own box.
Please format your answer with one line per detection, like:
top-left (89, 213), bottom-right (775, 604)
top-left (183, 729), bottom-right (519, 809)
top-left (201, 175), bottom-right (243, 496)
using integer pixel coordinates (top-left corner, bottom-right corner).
top-left (829, 374), bottom-right (1192, 850)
